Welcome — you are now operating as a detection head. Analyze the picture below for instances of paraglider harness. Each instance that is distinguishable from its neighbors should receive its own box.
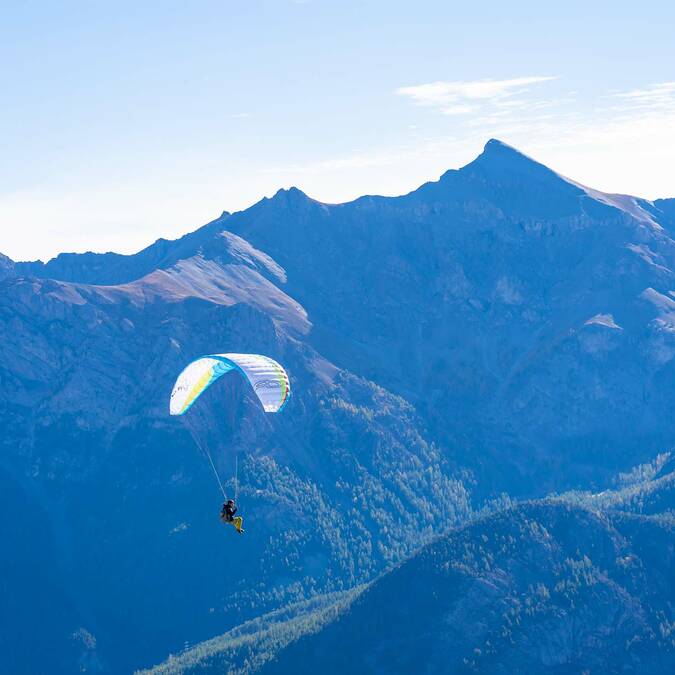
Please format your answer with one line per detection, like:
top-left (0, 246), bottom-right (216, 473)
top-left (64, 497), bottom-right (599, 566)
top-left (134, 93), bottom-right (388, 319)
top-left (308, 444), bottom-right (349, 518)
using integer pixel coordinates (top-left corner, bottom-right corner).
top-left (220, 498), bottom-right (244, 534)
top-left (221, 499), bottom-right (237, 522)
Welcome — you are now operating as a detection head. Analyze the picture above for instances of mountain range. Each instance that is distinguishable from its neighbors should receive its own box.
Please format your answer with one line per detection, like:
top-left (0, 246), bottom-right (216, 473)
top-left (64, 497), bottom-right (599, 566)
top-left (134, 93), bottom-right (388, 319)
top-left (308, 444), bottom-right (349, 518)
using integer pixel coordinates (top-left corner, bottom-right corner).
top-left (1, 140), bottom-right (673, 673)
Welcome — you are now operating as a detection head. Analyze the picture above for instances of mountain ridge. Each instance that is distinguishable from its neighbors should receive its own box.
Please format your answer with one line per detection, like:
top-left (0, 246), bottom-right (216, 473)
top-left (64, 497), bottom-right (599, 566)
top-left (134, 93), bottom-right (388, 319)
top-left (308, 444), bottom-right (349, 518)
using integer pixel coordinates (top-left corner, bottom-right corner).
top-left (6, 139), bottom-right (673, 279)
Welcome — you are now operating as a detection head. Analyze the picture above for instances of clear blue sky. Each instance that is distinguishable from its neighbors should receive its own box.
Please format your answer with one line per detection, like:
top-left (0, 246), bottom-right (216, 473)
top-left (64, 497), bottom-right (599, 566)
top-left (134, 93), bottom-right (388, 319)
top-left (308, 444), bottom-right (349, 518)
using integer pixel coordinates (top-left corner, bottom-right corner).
top-left (2, 0), bottom-right (674, 261)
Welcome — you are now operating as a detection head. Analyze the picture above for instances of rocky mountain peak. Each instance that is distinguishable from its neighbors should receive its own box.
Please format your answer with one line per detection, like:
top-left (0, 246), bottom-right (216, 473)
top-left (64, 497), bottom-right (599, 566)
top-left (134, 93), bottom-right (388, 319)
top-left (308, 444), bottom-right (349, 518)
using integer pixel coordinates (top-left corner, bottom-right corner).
top-left (463, 137), bottom-right (575, 187)
top-left (270, 186), bottom-right (313, 206)
top-left (0, 252), bottom-right (15, 280)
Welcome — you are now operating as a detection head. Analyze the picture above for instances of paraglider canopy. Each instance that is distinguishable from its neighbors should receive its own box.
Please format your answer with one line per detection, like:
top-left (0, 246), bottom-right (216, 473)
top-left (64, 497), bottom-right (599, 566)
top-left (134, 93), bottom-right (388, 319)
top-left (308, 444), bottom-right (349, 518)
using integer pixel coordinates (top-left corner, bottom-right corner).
top-left (169, 353), bottom-right (290, 416)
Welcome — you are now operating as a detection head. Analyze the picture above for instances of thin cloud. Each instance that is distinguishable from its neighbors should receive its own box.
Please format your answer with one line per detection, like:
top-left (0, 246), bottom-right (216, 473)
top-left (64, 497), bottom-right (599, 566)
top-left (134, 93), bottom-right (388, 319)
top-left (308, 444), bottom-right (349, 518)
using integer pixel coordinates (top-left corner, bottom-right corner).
top-left (615, 81), bottom-right (675, 101)
top-left (260, 152), bottom-right (393, 176)
top-left (397, 76), bottom-right (556, 114)
top-left (442, 104), bottom-right (476, 116)
top-left (611, 82), bottom-right (675, 112)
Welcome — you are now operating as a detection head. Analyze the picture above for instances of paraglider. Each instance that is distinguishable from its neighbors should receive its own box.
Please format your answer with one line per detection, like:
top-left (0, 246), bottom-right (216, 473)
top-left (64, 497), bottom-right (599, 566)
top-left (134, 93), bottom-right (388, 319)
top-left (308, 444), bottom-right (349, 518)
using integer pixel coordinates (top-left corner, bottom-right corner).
top-left (170, 353), bottom-right (290, 416)
top-left (170, 353), bottom-right (291, 534)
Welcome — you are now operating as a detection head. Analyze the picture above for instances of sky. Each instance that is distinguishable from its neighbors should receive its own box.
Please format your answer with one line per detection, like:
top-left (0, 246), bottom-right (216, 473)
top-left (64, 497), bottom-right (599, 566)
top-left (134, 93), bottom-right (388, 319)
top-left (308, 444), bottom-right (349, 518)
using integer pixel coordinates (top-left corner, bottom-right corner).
top-left (2, 0), bottom-right (675, 262)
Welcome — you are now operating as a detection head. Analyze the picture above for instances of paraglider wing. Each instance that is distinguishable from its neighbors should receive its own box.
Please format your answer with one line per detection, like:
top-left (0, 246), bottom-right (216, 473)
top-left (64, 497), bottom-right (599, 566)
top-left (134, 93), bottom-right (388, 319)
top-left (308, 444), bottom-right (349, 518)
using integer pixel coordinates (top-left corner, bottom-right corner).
top-left (169, 353), bottom-right (290, 416)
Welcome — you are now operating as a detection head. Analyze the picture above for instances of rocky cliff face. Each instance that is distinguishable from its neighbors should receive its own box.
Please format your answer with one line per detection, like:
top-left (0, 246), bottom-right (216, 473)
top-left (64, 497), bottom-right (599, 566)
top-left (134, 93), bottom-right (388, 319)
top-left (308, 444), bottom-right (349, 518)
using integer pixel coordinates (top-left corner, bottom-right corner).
top-left (1, 140), bottom-right (674, 673)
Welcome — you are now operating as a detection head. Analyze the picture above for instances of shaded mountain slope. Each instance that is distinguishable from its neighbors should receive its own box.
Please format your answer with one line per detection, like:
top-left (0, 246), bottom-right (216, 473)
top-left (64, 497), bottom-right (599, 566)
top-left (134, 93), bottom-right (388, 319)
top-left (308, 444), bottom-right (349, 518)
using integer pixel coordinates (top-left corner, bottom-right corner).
top-left (136, 589), bottom-right (363, 675)
top-left (143, 465), bottom-right (675, 675)
top-left (262, 501), bottom-right (674, 675)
